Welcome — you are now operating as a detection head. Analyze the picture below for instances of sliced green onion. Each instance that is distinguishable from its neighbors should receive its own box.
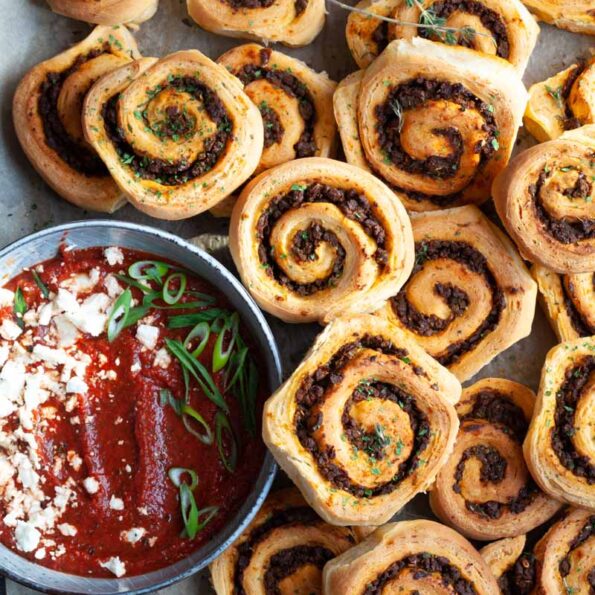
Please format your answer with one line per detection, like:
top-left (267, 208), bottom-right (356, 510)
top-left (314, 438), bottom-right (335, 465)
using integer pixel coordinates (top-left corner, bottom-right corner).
top-left (115, 274), bottom-right (153, 294)
top-left (31, 271), bottom-right (49, 299)
top-left (165, 339), bottom-right (229, 413)
top-left (168, 467), bottom-right (198, 490)
top-left (168, 309), bottom-right (227, 328)
top-left (195, 505), bottom-right (218, 531)
top-left (187, 291), bottom-right (216, 304)
top-left (124, 304), bottom-right (151, 328)
top-left (213, 313), bottom-right (239, 373)
top-left (153, 300), bottom-right (216, 311)
top-left (107, 288), bottom-right (132, 342)
top-left (160, 389), bottom-right (213, 444)
top-left (210, 316), bottom-right (226, 333)
top-left (225, 346), bottom-right (248, 393)
top-left (179, 483), bottom-right (200, 539)
top-left (163, 273), bottom-right (187, 305)
top-left (215, 411), bottom-right (238, 472)
top-left (129, 260), bottom-right (170, 285)
top-left (184, 322), bottom-right (210, 357)
top-left (13, 288), bottom-right (27, 328)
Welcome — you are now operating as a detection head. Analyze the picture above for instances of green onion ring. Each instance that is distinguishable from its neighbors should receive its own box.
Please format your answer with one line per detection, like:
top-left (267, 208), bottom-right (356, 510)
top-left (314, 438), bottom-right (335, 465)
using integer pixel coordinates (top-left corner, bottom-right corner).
top-left (168, 467), bottom-right (199, 491)
top-left (215, 411), bottom-right (238, 472)
top-left (107, 288), bottom-right (132, 342)
top-left (212, 313), bottom-right (239, 373)
top-left (163, 273), bottom-right (187, 305)
top-left (184, 322), bottom-right (210, 358)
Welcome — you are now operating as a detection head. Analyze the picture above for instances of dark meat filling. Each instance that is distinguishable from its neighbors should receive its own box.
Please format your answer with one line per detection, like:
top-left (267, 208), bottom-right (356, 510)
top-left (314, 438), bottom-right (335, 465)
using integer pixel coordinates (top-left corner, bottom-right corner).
top-left (263, 545), bottom-right (335, 595)
top-left (222, 0), bottom-right (308, 15)
top-left (372, 21), bottom-right (389, 55)
top-left (558, 515), bottom-right (595, 584)
top-left (552, 358), bottom-right (595, 483)
top-left (562, 275), bottom-right (595, 337)
top-left (364, 552), bottom-right (478, 595)
top-left (418, 0), bottom-right (509, 58)
top-left (233, 506), bottom-right (324, 595)
top-left (498, 553), bottom-right (537, 595)
top-left (376, 78), bottom-right (498, 180)
top-left (38, 47), bottom-right (109, 177)
top-left (260, 103), bottom-right (285, 148)
top-left (237, 56), bottom-right (317, 158)
top-left (295, 336), bottom-right (431, 497)
top-left (530, 167), bottom-right (595, 244)
top-left (257, 184), bottom-right (388, 296)
top-left (102, 76), bottom-right (232, 186)
top-left (391, 240), bottom-right (505, 366)
top-left (561, 61), bottom-right (587, 130)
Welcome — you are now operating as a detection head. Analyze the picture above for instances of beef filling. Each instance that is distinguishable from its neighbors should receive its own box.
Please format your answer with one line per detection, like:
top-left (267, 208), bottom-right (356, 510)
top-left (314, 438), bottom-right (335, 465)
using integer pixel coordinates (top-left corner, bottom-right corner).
top-left (221, 0), bottom-right (307, 15)
top-left (102, 76), bottom-right (232, 186)
top-left (391, 240), bottom-right (504, 366)
top-left (562, 276), bottom-right (595, 337)
top-left (263, 545), bottom-right (335, 594)
top-left (295, 335), bottom-right (431, 497)
top-left (551, 357), bottom-right (595, 483)
top-left (558, 515), bottom-right (595, 584)
top-left (530, 167), bottom-right (595, 244)
top-left (38, 47), bottom-right (109, 177)
top-left (260, 103), bottom-right (285, 148)
top-left (498, 552), bottom-right (537, 595)
top-left (257, 184), bottom-right (388, 296)
top-left (372, 21), bottom-right (389, 54)
top-left (376, 78), bottom-right (498, 180)
top-left (418, 0), bottom-right (509, 58)
top-left (364, 552), bottom-right (478, 595)
top-left (561, 61), bottom-right (587, 130)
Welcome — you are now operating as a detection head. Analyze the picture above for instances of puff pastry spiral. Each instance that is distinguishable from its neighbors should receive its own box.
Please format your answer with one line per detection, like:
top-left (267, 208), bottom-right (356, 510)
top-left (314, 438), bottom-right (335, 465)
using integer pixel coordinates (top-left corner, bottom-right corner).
top-left (47, 0), bottom-right (158, 25)
top-left (521, 0), bottom-right (595, 35)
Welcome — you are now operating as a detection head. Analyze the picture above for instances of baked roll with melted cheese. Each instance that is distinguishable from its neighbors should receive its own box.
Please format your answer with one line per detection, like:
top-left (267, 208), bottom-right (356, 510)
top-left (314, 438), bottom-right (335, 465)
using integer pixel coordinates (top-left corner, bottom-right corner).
top-left (47, 0), bottom-right (158, 24)
top-left (520, 0), bottom-right (595, 35)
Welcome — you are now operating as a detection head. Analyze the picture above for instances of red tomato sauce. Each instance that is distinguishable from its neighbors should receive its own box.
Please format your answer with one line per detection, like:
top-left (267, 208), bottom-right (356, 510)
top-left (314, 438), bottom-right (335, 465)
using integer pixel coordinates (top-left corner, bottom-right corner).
top-left (0, 246), bottom-right (268, 577)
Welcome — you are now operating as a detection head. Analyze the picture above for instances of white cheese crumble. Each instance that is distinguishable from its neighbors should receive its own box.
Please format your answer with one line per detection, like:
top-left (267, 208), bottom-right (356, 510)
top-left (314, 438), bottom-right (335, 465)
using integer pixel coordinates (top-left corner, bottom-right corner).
top-left (153, 348), bottom-right (171, 369)
top-left (136, 324), bottom-right (159, 350)
top-left (0, 288), bottom-right (15, 306)
top-left (109, 496), bottom-right (124, 511)
top-left (104, 247), bottom-right (124, 266)
top-left (121, 527), bottom-right (146, 544)
top-left (57, 523), bottom-right (77, 537)
top-left (66, 376), bottom-right (88, 395)
top-left (100, 556), bottom-right (127, 577)
top-left (0, 319), bottom-right (22, 341)
top-left (83, 477), bottom-right (99, 495)
top-left (14, 521), bottom-right (41, 552)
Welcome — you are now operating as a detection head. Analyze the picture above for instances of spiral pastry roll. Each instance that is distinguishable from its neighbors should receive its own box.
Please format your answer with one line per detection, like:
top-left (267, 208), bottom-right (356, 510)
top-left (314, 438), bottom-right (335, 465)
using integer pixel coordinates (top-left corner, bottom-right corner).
top-left (210, 488), bottom-right (356, 595)
top-left (493, 125), bottom-right (595, 274)
top-left (481, 535), bottom-right (538, 594)
top-left (532, 265), bottom-right (595, 341)
top-left (380, 205), bottom-right (537, 382)
top-left (229, 157), bottom-right (414, 324)
top-left (12, 26), bottom-right (140, 212)
top-left (334, 38), bottom-right (527, 212)
top-left (323, 520), bottom-right (499, 594)
top-left (263, 313), bottom-right (461, 525)
top-left (83, 50), bottom-right (263, 220)
top-left (430, 378), bottom-right (561, 541)
top-left (524, 337), bottom-right (595, 510)
top-left (525, 57), bottom-right (595, 142)
top-left (520, 0), bottom-right (595, 35)
top-left (186, 0), bottom-right (324, 46)
top-left (47, 0), bottom-right (158, 24)
top-left (211, 44), bottom-right (337, 217)
top-left (345, 0), bottom-right (539, 73)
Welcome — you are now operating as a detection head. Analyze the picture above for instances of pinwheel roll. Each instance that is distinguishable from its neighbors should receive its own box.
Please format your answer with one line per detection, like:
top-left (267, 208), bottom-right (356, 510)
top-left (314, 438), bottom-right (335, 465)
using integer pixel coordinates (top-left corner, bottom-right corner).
top-left (47, 0), bottom-right (158, 24)
top-left (524, 337), bottom-right (595, 510)
top-left (525, 57), bottom-right (595, 142)
top-left (212, 43), bottom-right (337, 217)
top-left (83, 50), bottom-right (263, 220)
top-left (532, 265), bottom-right (595, 341)
top-left (186, 0), bottom-right (325, 46)
top-left (346, 0), bottom-right (539, 73)
top-left (380, 205), bottom-right (537, 382)
top-left (520, 0), bottom-right (595, 35)
top-left (263, 313), bottom-right (461, 525)
top-left (334, 38), bottom-right (527, 212)
top-left (210, 488), bottom-right (356, 595)
top-left (430, 378), bottom-right (561, 541)
top-left (534, 508), bottom-right (595, 594)
top-left (323, 520), bottom-right (499, 594)
top-left (12, 26), bottom-right (140, 212)
top-left (229, 157), bottom-right (414, 324)
top-left (481, 535), bottom-right (539, 594)
top-left (493, 125), bottom-right (595, 274)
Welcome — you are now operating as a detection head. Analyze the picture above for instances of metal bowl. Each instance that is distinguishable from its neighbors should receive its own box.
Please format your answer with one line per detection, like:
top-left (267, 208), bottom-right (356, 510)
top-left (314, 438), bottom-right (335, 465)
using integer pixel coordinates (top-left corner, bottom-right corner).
top-left (0, 220), bottom-right (281, 594)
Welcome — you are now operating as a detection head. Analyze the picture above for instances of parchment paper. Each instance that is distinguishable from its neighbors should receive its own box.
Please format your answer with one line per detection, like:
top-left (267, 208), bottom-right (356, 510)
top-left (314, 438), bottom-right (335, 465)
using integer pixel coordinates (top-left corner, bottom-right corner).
top-left (0, 0), bottom-right (593, 592)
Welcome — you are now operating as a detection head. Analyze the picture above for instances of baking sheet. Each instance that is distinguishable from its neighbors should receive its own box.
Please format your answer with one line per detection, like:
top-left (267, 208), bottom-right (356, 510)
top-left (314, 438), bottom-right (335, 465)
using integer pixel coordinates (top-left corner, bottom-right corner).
top-left (0, 0), bottom-right (593, 592)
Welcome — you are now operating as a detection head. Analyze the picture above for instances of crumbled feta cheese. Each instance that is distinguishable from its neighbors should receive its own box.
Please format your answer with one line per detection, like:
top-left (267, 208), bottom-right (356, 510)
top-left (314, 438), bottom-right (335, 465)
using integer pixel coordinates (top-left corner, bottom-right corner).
top-left (100, 556), bottom-right (126, 577)
top-left (67, 451), bottom-right (83, 472)
top-left (63, 269), bottom-right (100, 293)
top-left (34, 547), bottom-right (46, 560)
top-left (53, 315), bottom-right (78, 347)
top-left (153, 348), bottom-right (171, 369)
top-left (55, 289), bottom-right (79, 314)
top-left (0, 360), bottom-right (26, 403)
top-left (66, 376), bottom-right (88, 395)
top-left (37, 303), bottom-right (53, 327)
top-left (0, 319), bottom-right (22, 341)
top-left (58, 523), bottom-right (77, 537)
top-left (109, 496), bottom-right (124, 511)
top-left (14, 521), bottom-right (41, 552)
top-left (0, 289), bottom-right (15, 306)
top-left (83, 477), bottom-right (99, 495)
top-left (104, 247), bottom-right (124, 266)
top-left (66, 293), bottom-right (110, 337)
top-left (121, 527), bottom-right (146, 544)
top-left (32, 345), bottom-right (69, 366)
top-left (130, 362), bottom-right (141, 373)
top-left (136, 325), bottom-right (159, 350)
top-left (104, 275), bottom-right (123, 299)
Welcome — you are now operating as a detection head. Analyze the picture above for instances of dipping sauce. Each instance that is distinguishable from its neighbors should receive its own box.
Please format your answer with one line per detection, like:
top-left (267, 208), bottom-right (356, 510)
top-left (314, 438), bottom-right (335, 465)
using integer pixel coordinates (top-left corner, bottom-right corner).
top-left (0, 246), bottom-right (268, 577)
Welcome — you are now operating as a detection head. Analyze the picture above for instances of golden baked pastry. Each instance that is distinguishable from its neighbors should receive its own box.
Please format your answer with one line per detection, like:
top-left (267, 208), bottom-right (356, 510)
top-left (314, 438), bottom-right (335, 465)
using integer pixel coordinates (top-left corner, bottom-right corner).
top-left (379, 205), bottom-right (537, 382)
top-left (525, 57), bottom-right (595, 142)
top-left (323, 519), bottom-right (499, 594)
top-left (47, 0), bottom-right (158, 24)
top-left (534, 508), bottom-right (595, 594)
top-left (430, 378), bottom-right (562, 540)
top-left (211, 43), bottom-right (336, 217)
top-left (13, 26), bottom-right (140, 212)
top-left (186, 0), bottom-right (325, 46)
top-left (480, 535), bottom-right (539, 594)
top-left (229, 157), bottom-right (414, 324)
top-left (83, 50), bottom-right (263, 220)
top-left (532, 265), bottom-right (595, 341)
top-left (263, 313), bottom-right (461, 525)
top-left (346, 0), bottom-right (539, 73)
top-left (521, 0), bottom-right (595, 35)
top-left (524, 337), bottom-right (595, 510)
top-left (334, 38), bottom-right (527, 212)
top-left (493, 125), bottom-right (595, 274)
top-left (210, 488), bottom-right (356, 595)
